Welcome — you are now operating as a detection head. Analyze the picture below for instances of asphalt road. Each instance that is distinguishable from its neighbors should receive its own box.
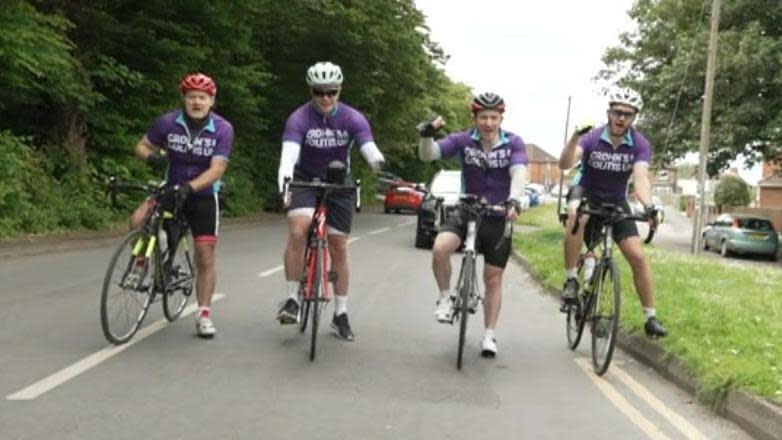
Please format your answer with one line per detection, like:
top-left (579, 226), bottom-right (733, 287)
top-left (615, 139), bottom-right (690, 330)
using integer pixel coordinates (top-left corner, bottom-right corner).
top-left (1, 212), bottom-right (751, 439)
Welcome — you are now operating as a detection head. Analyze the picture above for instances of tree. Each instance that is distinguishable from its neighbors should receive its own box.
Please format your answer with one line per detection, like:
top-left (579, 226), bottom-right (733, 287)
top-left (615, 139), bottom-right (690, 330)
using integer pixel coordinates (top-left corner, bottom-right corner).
top-left (599, 0), bottom-right (782, 175)
top-left (714, 174), bottom-right (750, 209)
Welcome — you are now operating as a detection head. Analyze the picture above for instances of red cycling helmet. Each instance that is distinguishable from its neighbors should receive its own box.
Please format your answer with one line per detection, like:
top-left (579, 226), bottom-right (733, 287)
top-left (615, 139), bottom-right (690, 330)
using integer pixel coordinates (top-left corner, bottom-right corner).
top-left (180, 73), bottom-right (217, 96)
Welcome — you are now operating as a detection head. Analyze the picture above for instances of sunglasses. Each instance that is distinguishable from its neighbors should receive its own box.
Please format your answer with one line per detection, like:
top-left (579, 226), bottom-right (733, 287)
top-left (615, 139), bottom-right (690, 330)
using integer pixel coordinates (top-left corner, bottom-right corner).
top-left (312, 89), bottom-right (340, 97)
top-left (609, 109), bottom-right (636, 119)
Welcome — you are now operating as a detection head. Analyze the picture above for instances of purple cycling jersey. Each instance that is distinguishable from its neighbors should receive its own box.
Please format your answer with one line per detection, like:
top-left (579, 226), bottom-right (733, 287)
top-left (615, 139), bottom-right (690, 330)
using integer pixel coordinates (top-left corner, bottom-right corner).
top-left (145, 111), bottom-right (234, 196)
top-left (282, 102), bottom-right (373, 179)
top-left (437, 129), bottom-right (528, 206)
top-left (577, 125), bottom-right (652, 202)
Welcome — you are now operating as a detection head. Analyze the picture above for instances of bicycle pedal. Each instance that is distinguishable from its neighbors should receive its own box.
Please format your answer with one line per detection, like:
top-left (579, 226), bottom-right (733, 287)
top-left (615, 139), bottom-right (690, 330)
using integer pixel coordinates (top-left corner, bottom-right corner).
top-left (328, 271), bottom-right (338, 282)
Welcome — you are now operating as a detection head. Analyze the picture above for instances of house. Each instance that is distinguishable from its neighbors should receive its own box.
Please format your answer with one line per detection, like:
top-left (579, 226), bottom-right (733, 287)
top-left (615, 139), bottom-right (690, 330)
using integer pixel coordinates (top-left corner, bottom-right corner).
top-left (525, 143), bottom-right (561, 191)
top-left (758, 160), bottom-right (782, 209)
top-left (649, 167), bottom-right (677, 194)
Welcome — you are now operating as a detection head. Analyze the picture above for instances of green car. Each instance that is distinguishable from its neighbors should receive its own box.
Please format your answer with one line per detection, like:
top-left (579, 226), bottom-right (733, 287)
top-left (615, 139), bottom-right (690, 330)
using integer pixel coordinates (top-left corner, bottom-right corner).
top-left (702, 214), bottom-right (779, 261)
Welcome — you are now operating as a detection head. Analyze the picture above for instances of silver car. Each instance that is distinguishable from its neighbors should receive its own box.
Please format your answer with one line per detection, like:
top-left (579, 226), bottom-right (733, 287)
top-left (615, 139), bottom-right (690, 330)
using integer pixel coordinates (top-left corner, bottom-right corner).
top-left (702, 214), bottom-right (779, 261)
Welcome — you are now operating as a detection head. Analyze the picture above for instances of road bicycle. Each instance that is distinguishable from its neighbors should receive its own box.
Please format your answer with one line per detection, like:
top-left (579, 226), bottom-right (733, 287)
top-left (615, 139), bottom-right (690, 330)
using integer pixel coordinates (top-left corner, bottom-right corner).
top-left (100, 177), bottom-right (196, 344)
top-left (450, 194), bottom-right (511, 370)
top-left (564, 200), bottom-right (651, 375)
top-left (282, 164), bottom-right (360, 361)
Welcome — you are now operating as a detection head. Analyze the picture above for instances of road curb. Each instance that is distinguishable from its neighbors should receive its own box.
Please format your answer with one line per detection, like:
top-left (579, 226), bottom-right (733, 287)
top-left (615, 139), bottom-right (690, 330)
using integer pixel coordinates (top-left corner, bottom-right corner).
top-left (510, 249), bottom-right (782, 440)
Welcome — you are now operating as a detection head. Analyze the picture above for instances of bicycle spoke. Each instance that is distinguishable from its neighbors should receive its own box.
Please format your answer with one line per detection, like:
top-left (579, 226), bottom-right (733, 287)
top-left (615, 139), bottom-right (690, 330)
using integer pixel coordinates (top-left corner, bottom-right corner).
top-left (591, 261), bottom-right (621, 376)
top-left (100, 230), bottom-right (154, 345)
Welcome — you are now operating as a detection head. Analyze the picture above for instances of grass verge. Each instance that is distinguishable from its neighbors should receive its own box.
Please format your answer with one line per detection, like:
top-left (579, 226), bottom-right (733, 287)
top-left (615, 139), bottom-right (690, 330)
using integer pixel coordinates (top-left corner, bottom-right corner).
top-left (514, 203), bottom-right (782, 406)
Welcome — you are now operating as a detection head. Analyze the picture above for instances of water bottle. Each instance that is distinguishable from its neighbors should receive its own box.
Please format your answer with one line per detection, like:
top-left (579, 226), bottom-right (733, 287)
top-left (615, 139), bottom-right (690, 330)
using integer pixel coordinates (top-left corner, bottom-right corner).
top-left (583, 253), bottom-right (596, 282)
top-left (159, 228), bottom-right (168, 255)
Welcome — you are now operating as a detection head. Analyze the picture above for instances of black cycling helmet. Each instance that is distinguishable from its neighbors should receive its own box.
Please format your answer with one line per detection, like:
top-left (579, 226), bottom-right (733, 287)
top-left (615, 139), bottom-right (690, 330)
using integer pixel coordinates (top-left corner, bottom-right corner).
top-left (471, 92), bottom-right (505, 114)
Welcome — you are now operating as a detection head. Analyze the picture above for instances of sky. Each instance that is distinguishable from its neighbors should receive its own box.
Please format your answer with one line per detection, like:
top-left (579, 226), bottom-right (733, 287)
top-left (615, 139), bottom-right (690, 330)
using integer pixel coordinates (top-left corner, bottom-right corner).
top-left (414, 0), bottom-right (763, 184)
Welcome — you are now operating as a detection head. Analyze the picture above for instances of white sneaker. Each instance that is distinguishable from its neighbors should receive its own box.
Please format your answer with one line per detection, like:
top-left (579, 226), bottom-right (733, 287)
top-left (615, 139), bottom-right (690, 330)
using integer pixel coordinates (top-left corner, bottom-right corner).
top-left (434, 297), bottom-right (454, 323)
top-left (481, 335), bottom-right (497, 358)
top-left (196, 315), bottom-right (217, 338)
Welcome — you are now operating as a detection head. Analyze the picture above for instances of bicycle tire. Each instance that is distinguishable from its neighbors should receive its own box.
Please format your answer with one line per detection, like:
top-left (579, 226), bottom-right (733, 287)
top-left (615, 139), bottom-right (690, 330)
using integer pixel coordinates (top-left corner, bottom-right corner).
top-left (100, 230), bottom-right (154, 345)
top-left (309, 244), bottom-right (324, 361)
top-left (591, 260), bottom-right (621, 376)
top-left (299, 245), bottom-right (314, 334)
top-left (162, 228), bottom-right (196, 321)
top-left (643, 222), bottom-right (656, 244)
top-left (456, 255), bottom-right (473, 370)
top-left (566, 257), bottom-right (587, 350)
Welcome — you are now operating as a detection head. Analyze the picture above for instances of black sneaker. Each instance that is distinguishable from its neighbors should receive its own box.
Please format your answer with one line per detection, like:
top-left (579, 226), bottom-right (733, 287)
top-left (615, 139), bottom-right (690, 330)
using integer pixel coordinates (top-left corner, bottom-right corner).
top-left (559, 278), bottom-right (579, 312)
top-left (276, 298), bottom-right (300, 325)
top-left (644, 316), bottom-right (668, 339)
top-left (331, 313), bottom-right (355, 341)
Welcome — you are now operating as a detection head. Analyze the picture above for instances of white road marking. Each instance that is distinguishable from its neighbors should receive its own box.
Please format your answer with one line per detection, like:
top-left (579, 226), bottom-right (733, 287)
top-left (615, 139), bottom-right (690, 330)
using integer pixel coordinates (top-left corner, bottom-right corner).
top-left (258, 265), bottom-right (283, 277)
top-left (7, 293), bottom-right (226, 401)
top-left (575, 358), bottom-right (671, 440)
top-left (347, 237), bottom-right (361, 244)
top-left (397, 219), bottom-right (416, 227)
top-left (368, 227), bottom-right (391, 235)
top-left (612, 364), bottom-right (709, 440)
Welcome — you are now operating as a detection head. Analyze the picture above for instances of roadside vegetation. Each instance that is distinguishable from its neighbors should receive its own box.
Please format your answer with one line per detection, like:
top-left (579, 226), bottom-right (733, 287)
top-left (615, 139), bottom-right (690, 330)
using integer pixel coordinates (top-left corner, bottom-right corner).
top-left (515, 204), bottom-right (782, 406)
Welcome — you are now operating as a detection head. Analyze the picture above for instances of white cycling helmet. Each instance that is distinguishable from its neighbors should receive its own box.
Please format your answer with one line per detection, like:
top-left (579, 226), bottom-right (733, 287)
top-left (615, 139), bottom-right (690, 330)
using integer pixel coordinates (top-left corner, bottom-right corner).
top-left (607, 87), bottom-right (643, 112)
top-left (306, 61), bottom-right (343, 87)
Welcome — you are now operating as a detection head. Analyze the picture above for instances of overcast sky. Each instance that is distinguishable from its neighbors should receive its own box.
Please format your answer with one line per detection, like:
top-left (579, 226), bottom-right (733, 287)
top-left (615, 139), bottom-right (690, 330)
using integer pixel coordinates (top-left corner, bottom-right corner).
top-left (414, 0), bottom-right (763, 183)
top-left (414, 0), bottom-right (637, 156)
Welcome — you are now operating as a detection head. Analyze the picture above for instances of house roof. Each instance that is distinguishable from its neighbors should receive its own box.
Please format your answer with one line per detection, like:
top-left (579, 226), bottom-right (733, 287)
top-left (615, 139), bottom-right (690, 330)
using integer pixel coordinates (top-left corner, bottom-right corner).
top-left (526, 143), bottom-right (557, 163)
top-left (758, 172), bottom-right (782, 188)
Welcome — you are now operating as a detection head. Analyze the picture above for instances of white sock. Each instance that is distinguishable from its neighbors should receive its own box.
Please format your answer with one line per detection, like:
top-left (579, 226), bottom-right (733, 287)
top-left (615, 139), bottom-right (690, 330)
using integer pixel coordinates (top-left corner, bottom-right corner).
top-left (439, 289), bottom-right (450, 301)
top-left (566, 268), bottom-right (578, 279)
top-left (643, 307), bottom-right (656, 319)
top-left (287, 281), bottom-right (300, 303)
top-left (484, 328), bottom-right (495, 340)
top-left (335, 295), bottom-right (348, 316)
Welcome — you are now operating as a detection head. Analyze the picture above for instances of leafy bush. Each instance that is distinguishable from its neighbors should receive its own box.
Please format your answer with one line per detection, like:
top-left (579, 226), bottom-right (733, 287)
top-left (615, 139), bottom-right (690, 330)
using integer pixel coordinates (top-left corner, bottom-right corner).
top-left (714, 175), bottom-right (751, 209)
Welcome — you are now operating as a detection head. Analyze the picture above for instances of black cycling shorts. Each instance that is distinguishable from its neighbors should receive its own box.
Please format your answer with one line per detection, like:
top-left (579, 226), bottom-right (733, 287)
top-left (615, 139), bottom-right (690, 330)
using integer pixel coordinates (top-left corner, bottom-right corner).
top-left (159, 193), bottom-right (220, 244)
top-left (567, 186), bottom-right (638, 245)
top-left (440, 208), bottom-right (512, 268)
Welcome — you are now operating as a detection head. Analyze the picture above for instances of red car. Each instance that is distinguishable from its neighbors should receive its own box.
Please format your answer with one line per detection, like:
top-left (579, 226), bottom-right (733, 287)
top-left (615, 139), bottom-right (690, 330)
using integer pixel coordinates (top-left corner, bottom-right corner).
top-left (384, 184), bottom-right (425, 214)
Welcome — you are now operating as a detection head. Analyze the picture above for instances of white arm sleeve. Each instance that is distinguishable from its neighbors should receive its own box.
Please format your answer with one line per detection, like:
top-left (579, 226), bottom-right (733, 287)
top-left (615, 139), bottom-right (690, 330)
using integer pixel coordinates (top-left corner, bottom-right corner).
top-left (359, 141), bottom-right (385, 164)
top-left (278, 141), bottom-right (301, 192)
top-left (509, 164), bottom-right (528, 201)
top-left (418, 137), bottom-right (441, 162)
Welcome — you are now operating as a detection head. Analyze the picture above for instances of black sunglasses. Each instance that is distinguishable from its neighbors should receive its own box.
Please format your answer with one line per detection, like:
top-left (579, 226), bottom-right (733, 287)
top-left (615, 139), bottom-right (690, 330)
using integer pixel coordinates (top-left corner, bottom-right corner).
top-left (609, 109), bottom-right (636, 119)
top-left (312, 89), bottom-right (340, 97)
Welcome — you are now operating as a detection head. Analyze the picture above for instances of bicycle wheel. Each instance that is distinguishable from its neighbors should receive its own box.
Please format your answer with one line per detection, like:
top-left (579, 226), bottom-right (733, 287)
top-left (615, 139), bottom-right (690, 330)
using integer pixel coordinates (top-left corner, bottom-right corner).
top-left (591, 260), bottom-right (621, 376)
top-left (162, 228), bottom-right (196, 321)
top-left (100, 230), bottom-right (155, 344)
top-left (566, 257), bottom-right (587, 350)
top-left (456, 255), bottom-right (473, 370)
top-left (299, 246), bottom-right (314, 334)
top-left (309, 244), bottom-right (325, 361)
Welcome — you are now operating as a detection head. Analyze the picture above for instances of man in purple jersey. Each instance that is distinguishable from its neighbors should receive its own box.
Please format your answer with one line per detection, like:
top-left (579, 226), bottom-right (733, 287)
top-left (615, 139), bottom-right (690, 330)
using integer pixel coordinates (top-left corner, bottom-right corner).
top-left (559, 87), bottom-right (667, 338)
top-left (417, 92), bottom-right (527, 358)
top-left (131, 72), bottom-right (234, 338)
top-left (276, 61), bottom-right (385, 341)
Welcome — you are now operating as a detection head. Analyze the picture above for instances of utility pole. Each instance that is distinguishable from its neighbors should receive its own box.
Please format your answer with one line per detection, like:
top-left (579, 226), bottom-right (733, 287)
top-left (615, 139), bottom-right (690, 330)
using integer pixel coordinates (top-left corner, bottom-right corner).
top-left (692, 0), bottom-right (721, 255)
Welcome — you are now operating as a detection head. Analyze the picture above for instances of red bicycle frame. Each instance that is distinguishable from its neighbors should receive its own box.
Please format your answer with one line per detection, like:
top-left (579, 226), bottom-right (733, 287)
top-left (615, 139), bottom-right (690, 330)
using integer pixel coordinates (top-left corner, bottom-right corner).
top-left (303, 204), bottom-right (331, 302)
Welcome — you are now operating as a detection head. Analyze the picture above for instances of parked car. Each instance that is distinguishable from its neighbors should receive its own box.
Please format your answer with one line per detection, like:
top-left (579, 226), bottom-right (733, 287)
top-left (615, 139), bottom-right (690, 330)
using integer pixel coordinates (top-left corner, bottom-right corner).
top-left (701, 214), bottom-right (779, 261)
top-left (525, 186), bottom-right (541, 207)
top-left (376, 171), bottom-right (415, 194)
top-left (415, 170), bottom-right (462, 249)
top-left (384, 183), bottom-right (425, 214)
